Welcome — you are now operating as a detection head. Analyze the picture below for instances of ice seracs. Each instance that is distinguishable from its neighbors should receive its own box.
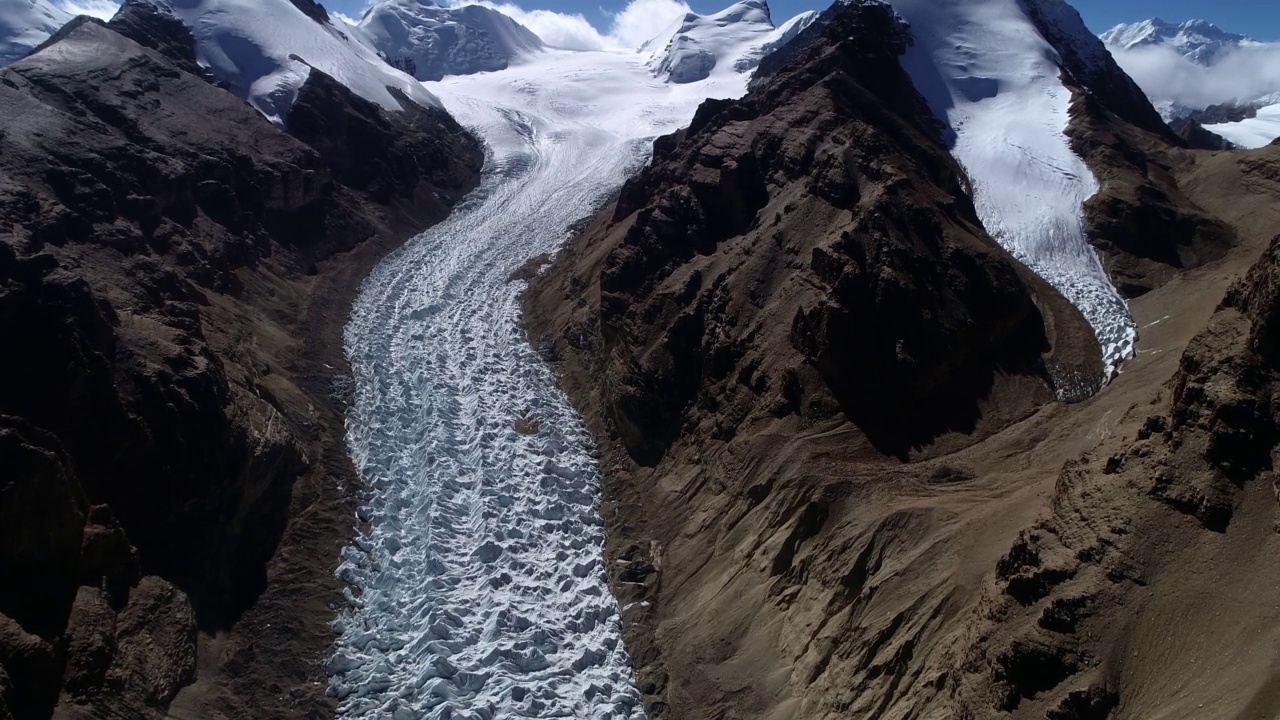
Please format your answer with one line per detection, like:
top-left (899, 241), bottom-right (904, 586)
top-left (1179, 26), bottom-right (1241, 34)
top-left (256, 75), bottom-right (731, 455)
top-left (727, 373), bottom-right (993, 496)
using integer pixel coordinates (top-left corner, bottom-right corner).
top-left (353, 0), bottom-right (543, 82)
top-left (887, 0), bottom-right (1137, 380)
top-left (139, 0), bottom-right (439, 126)
top-left (329, 2), bottom-right (815, 716)
top-left (0, 0), bottom-right (73, 66)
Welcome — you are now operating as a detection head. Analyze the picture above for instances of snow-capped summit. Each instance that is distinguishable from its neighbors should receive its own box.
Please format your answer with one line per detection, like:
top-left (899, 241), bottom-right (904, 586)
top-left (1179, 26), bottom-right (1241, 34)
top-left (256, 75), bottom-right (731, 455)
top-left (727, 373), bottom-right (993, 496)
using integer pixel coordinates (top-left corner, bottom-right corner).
top-left (0, 0), bottom-right (73, 66)
top-left (642, 0), bottom-right (806, 84)
top-left (353, 0), bottom-right (542, 82)
top-left (1100, 18), bottom-right (1257, 65)
top-left (137, 0), bottom-right (439, 126)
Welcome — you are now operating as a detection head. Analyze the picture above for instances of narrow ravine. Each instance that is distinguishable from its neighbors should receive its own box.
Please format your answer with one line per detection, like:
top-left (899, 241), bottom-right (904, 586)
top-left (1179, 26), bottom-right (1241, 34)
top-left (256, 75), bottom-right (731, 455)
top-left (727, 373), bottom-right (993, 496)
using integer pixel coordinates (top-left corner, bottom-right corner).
top-left (325, 49), bottom-right (753, 719)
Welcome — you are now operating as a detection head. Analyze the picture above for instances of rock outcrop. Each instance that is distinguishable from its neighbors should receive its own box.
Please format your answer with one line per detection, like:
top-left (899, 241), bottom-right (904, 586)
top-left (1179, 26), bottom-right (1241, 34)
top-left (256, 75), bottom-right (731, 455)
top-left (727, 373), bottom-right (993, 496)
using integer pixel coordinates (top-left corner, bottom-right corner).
top-left (0, 11), bottom-right (480, 720)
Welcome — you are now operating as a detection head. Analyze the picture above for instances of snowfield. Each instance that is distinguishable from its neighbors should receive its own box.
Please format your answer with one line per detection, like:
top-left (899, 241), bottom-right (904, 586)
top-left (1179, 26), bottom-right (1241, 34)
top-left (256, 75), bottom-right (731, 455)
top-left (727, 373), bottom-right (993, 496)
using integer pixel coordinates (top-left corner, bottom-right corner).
top-left (888, 0), bottom-right (1137, 381)
top-left (1206, 103), bottom-right (1280, 149)
top-left (0, 0), bottom-right (73, 66)
top-left (329, 19), bottom-right (776, 719)
top-left (353, 0), bottom-right (544, 81)
top-left (144, 0), bottom-right (439, 125)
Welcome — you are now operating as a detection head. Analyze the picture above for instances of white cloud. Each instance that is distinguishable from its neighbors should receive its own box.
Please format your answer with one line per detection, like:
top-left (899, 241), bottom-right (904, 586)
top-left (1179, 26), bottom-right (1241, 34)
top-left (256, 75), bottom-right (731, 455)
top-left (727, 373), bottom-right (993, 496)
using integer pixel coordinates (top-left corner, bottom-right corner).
top-left (333, 11), bottom-right (361, 26)
top-left (1111, 43), bottom-right (1280, 111)
top-left (606, 0), bottom-right (690, 49)
top-left (53, 0), bottom-right (122, 20)
top-left (465, 2), bottom-right (610, 50)
top-left (452, 0), bottom-right (692, 51)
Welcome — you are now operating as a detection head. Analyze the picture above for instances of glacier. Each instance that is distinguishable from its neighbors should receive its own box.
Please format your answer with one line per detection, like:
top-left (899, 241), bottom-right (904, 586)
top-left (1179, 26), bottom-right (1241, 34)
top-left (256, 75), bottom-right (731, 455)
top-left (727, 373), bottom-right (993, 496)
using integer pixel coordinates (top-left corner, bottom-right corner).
top-left (1206, 102), bottom-right (1280, 148)
top-left (888, 0), bottom-right (1137, 382)
top-left (0, 0), bottom-right (73, 66)
top-left (329, 14), bottom-right (782, 718)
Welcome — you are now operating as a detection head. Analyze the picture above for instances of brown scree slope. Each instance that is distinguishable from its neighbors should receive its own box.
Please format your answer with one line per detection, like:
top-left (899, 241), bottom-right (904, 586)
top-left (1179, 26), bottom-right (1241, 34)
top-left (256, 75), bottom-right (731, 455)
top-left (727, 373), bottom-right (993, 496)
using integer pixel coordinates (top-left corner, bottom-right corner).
top-left (525, 1), bottom-right (1280, 719)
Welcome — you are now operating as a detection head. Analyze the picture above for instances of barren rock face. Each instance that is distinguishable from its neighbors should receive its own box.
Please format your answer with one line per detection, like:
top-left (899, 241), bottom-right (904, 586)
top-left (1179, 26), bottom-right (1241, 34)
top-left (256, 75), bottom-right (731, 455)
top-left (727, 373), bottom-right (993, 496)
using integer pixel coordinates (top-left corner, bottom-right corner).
top-left (525, 1), bottom-right (1280, 718)
top-left (0, 12), bottom-right (481, 719)
top-left (524, 2), bottom-right (1103, 715)
top-left (572, 0), bottom-right (1094, 466)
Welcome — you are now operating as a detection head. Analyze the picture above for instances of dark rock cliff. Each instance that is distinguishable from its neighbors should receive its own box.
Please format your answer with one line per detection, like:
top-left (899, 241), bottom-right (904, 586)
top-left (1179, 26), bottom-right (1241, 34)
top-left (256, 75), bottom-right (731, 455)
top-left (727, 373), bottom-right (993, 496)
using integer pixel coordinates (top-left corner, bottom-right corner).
top-left (0, 12), bottom-right (480, 720)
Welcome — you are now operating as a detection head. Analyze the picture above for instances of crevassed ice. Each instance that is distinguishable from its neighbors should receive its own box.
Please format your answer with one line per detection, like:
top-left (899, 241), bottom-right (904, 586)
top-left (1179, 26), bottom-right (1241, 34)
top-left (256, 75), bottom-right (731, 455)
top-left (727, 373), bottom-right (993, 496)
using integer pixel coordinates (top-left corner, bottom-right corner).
top-left (889, 0), bottom-right (1138, 382)
top-left (329, 47), bottom-right (762, 720)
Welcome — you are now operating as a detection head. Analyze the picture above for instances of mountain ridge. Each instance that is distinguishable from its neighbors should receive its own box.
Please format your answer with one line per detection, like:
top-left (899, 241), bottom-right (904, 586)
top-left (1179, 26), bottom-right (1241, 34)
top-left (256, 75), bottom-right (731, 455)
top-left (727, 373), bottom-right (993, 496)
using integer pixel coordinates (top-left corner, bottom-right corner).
top-left (0, 6), bottom-right (482, 718)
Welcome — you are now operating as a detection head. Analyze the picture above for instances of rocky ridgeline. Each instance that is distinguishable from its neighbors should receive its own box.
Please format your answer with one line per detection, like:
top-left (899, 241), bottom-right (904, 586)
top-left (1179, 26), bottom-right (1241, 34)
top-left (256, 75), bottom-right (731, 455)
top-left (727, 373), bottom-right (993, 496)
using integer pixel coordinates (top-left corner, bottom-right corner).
top-left (0, 4), bottom-right (481, 718)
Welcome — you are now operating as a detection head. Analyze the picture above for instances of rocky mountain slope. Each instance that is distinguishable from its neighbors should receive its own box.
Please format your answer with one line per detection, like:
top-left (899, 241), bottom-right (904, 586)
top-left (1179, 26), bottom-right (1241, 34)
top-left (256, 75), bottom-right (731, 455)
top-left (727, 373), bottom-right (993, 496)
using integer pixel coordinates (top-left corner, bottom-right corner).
top-left (353, 0), bottom-right (543, 82)
top-left (0, 3), bottom-right (481, 718)
top-left (525, 0), bottom-right (1280, 717)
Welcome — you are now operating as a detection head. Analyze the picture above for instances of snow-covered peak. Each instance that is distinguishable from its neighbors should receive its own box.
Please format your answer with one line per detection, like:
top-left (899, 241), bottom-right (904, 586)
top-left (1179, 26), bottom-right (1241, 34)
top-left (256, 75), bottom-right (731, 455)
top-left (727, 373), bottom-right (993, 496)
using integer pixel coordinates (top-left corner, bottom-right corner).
top-left (1100, 17), bottom-right (1257, 64)
top-left (138, 0), bottom-right (439, 126)
top-left (0, 0), bottom-right (73, 66)
top-left (641, 0), bottom-right (791, 84)
top-left (738, 8), bottom-right (817, 69)
top-left (354, 0), bottom-right (542, 81)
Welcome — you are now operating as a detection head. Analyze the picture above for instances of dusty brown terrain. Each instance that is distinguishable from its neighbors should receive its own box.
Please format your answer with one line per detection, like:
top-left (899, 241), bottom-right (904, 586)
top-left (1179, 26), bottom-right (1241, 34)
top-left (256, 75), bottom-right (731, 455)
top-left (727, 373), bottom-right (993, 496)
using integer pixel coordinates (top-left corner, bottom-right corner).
top-left (0, 8), bottom-right (481, 720)
top-left (524, 1), bottom-right (1280, 718)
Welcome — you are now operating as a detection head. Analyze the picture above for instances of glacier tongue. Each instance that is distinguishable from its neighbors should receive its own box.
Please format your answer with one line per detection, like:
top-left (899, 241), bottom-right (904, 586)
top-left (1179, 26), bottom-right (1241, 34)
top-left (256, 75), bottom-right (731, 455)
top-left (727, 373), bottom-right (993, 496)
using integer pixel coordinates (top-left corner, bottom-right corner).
top-left (331, 46), bottom-right (764, 720)
top-left (887, 0), bottom-right (1137, 382)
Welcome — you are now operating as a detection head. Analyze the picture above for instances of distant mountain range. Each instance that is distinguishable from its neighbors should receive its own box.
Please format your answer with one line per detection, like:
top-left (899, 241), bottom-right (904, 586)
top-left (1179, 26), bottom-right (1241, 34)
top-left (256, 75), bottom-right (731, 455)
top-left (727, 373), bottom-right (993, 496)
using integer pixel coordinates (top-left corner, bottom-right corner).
top-left (1100, 17), bottom-right (1262, 64)
top-left (1101, 17), bottom-right (1280, 147)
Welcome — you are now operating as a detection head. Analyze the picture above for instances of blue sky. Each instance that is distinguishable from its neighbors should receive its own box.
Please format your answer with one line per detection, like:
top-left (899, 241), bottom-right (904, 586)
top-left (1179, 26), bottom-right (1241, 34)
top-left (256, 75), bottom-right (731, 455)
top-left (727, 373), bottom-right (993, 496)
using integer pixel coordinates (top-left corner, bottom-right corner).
top-left (325, 0), bottom-right (1280, 41)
